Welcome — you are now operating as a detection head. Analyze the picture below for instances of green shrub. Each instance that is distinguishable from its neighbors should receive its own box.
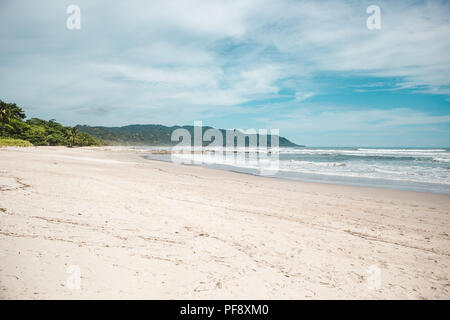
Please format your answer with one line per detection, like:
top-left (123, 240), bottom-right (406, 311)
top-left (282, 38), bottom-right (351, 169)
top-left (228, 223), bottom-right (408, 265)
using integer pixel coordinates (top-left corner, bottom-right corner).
top-left (0, 138), bottom-right (33, 147)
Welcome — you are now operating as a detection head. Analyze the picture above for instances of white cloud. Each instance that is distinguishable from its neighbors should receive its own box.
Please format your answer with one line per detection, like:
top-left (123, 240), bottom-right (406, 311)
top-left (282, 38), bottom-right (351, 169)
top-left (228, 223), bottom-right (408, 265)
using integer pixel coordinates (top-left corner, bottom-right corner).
top-left (255, 0), bottom-right (450, 93)
top-left (269, 107), bottom-right (450, 133)
top-left (0, 0), bottom-right (449, 133)
top-left (295, 92), bottom-right (315, 101)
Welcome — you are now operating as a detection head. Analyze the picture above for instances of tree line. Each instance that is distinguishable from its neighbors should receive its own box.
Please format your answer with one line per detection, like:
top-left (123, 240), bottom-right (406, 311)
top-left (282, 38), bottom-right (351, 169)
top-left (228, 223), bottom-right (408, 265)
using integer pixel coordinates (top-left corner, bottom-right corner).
top-left (0, 100), bottom-right (100, 147)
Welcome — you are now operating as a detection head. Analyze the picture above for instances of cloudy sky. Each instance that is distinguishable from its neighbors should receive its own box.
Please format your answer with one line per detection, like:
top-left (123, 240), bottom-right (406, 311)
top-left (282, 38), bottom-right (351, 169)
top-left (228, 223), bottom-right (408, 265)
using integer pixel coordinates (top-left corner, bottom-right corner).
top-left (1, 0), bottom-right (449, 146)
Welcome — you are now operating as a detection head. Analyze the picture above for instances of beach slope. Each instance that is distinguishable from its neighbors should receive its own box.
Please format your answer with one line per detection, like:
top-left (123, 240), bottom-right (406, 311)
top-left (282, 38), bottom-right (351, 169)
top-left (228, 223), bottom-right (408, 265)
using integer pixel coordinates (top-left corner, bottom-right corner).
top-left (0, 147), bottom-right (449, 299)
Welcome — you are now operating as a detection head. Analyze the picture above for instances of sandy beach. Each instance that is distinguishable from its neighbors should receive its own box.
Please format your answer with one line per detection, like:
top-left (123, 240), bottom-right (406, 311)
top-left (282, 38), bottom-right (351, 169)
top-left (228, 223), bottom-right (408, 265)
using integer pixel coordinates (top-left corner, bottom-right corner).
top-left (0, 146), bottom-right (449, 299)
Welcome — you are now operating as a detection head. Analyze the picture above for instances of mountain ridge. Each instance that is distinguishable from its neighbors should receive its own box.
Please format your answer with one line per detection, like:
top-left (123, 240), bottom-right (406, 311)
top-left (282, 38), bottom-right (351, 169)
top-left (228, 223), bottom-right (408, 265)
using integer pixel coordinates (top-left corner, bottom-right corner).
top-left (76, 124), bottom-right (304, 147)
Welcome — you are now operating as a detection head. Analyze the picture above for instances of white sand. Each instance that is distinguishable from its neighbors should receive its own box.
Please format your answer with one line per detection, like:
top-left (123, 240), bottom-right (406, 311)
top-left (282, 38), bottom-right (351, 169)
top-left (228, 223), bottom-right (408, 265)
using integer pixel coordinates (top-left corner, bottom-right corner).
top-left (0, 146), bottom-right (449, 299)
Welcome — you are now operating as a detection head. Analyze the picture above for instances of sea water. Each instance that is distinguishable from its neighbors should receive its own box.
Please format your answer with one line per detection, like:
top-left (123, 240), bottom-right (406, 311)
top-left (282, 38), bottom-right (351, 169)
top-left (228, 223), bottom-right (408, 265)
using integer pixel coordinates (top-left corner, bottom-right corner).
top-left (144, 147), bottom-right (450, 194)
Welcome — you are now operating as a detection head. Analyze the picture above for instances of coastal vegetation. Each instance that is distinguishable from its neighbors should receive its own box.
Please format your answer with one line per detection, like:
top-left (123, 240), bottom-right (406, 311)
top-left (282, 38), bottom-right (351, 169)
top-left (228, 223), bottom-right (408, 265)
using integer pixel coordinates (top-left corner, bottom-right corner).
top-left (0, 100), bottom-right (100, 147)
top-left (0, 100), bottom-right (301, 148)
top-left (0, 138), bottom-right (34, 147)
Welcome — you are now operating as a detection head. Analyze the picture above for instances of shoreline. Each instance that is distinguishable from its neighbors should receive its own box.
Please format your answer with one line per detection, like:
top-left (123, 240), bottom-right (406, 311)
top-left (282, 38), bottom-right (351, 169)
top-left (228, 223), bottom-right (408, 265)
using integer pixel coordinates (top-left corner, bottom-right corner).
top-left (147, 155), bottom-right (450, 196)
top-left (1, 146), bottom-right (449, 299)
top-left (144, 152), bottom-right (450, 196)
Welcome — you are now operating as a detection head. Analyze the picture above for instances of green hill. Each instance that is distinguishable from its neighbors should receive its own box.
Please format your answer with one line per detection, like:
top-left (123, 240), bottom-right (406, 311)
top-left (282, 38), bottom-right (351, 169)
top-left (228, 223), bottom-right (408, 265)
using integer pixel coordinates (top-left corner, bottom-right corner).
top-left (76, 124), bottom-right (303, 147)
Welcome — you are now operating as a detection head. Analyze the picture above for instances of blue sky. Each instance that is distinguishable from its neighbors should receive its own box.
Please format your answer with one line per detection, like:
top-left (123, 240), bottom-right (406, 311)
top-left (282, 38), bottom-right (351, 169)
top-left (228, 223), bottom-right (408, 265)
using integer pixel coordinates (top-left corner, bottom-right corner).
top-left (1, 0), bottom-right (449, 146)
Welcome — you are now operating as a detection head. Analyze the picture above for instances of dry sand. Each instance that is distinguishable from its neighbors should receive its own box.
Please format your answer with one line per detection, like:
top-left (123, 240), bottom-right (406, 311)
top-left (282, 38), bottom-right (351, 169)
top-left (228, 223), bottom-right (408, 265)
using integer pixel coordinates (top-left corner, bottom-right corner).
top-left (0, 146), bottom-right (449, 299)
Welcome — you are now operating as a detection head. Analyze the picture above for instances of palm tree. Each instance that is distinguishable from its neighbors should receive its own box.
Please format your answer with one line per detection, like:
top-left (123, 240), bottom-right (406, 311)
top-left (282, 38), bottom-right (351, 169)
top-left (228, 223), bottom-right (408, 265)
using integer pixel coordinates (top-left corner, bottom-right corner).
top-left (0, 101), bottom-right (26, 136)
top-left (79, 134), bottom-right (88, 146)
top-left (8, 103), bottom-right (26, 120)
top-left (0, 102), bottom-right (12, 136)
top-left (66, 127), bottom-right (79, 147)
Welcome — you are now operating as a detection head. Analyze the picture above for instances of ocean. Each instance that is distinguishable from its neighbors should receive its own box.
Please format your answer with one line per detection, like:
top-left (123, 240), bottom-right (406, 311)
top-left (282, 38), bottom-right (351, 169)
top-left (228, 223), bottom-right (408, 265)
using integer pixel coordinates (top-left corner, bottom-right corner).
top-left (144, 147), bottom-right (450, 194)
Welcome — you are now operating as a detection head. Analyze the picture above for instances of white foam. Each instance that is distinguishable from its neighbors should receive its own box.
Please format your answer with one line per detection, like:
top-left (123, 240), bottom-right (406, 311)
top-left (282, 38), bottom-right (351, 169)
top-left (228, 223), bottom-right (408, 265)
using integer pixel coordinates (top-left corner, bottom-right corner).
top-left (146, 147), bottom-right (450, 186)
